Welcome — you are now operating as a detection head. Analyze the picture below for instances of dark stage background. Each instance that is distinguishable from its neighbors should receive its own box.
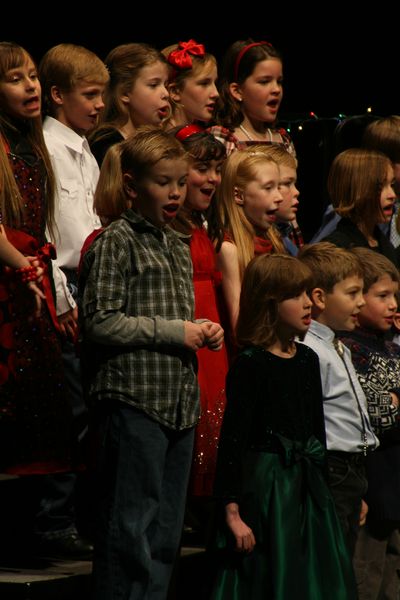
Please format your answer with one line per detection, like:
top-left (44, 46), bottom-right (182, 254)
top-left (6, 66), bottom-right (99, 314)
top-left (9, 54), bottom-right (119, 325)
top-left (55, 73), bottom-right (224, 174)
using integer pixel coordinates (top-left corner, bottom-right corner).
top-left (2, 16), bottom-right (398, 240)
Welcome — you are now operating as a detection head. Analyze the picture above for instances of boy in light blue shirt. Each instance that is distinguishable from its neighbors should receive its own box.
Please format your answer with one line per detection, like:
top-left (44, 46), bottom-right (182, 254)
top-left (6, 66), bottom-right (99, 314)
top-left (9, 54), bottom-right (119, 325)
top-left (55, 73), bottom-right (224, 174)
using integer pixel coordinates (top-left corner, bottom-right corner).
top-left (298, 242), bottom-right (379, 557)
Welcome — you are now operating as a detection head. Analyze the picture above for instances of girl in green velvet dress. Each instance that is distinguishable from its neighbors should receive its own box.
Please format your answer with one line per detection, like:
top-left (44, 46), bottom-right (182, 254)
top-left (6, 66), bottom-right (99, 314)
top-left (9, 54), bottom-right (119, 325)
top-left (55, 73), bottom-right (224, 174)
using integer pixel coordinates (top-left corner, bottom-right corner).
top-left (211, 254), bottom-right (357, 599)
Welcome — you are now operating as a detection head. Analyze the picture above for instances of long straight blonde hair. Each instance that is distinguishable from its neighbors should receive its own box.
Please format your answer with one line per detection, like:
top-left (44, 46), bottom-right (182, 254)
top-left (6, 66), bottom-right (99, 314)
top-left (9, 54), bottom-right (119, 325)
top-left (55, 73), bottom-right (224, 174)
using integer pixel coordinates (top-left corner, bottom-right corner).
top-left (217, 148), bottom-right (285, 278)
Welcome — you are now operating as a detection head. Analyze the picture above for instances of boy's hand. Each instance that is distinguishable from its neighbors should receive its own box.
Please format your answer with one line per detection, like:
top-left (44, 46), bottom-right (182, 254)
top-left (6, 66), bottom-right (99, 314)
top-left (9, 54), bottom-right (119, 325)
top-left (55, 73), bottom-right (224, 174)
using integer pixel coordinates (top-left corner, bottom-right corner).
top-left (200, 321), bottom-right (224, 351)
top-left (184, 321), bottom-right (206, 351)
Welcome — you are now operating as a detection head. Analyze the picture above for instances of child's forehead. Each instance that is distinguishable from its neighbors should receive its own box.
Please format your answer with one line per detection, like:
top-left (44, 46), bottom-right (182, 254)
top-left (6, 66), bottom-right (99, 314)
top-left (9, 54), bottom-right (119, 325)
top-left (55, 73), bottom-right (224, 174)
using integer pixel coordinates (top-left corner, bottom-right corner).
top-left (333, 274), bottom-right (363, 291)
top-left (368, 274), bottom-right (399, 292)
top-left (7, 56), bottom-right (35, 73)
top-left (76, 78), bottom-right (106, 90)
top-left (151, 157), bottom-right (189, 174)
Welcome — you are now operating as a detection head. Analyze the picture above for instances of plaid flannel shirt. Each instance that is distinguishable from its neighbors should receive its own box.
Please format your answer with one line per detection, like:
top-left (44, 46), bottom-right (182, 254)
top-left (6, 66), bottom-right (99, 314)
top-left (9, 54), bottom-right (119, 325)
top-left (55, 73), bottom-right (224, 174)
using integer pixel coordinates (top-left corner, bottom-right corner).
top-left (80, 209), bottom-right (200, 430)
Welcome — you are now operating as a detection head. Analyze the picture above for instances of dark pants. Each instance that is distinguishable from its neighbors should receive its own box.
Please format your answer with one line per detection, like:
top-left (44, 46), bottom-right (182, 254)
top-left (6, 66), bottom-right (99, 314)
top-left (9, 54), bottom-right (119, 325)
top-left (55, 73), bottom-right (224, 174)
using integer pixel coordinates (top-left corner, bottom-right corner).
top-left (353, 521), bottom-right (400, 600)
top-left (92, 402), bottom-right (195, 600)
top-left (327, 451), bottom-right (368, 557)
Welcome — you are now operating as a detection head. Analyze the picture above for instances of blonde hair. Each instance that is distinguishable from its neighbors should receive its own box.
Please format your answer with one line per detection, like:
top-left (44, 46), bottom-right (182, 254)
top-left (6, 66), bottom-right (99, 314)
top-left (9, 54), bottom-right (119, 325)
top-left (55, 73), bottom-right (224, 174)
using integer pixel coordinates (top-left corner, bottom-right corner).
top-left (162, 42), bottom-right (217, 124)
top-left (298, 242), bottom-right (363, 293)
top-left (39, 43), bottom-right (109, 116)
top-left (327, 148), bottom-right (392, 232)
top-left (217, 148), bottom-right (285, 277)
top-left (93, 126), bottom-right (187, 224)
top-left (249, 143), bottom-right (297, 169)
top-left (0, 41), bottom-right (55, 233)
top-left (236, 254), bottom-right (313, 348)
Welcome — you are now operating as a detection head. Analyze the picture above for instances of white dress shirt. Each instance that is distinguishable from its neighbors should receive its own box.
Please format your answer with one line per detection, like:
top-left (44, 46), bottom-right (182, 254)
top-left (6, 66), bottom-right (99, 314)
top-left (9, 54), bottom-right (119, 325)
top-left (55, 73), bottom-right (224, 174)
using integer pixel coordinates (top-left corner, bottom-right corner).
top-left (302, 320), bottom-right (379, 453)
top-left (44, 117), bottom-right (102, 314)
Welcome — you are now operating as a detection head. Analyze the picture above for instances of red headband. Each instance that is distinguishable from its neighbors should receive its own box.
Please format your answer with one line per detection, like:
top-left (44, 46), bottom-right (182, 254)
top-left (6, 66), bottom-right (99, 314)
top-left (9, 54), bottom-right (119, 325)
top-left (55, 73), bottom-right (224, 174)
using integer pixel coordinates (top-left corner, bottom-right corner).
top-left (175, 124), bottom-right (205, 142)
top-left (233, 41), bottom-right (272, 81)
top-left (168, 39), bottom-right (206, 70)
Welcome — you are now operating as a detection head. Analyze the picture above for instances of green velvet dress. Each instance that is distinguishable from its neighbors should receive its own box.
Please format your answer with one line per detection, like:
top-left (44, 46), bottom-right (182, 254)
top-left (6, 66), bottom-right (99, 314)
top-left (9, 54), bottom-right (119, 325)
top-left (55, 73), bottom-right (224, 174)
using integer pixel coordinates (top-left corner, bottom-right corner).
top-left (211, 344), bottom-right (357, 600)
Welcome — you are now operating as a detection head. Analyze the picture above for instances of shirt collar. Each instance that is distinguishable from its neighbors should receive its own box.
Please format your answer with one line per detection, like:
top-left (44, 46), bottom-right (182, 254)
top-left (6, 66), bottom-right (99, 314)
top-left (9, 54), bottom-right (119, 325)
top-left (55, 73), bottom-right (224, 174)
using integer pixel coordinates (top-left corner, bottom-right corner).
top-left (308, 319), bottom-right (335, 343)
top-left (121, 208), bottom-right (176, 241)
top-left (43, 116), bottom-right (88, 154)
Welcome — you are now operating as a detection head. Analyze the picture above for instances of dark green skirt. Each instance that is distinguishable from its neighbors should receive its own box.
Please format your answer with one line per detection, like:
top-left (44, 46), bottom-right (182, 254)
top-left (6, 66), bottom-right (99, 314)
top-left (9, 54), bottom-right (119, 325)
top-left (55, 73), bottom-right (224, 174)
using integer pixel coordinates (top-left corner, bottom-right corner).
top-left (211, 436), bottom-right (357, 599)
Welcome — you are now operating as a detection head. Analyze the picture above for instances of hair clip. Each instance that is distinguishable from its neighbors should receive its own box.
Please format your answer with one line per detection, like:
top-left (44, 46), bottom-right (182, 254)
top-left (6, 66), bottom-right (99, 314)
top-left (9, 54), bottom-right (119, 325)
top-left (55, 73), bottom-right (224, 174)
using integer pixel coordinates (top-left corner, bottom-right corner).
top-left (234, 41), bottom-right (272, 81)
top-left (168, 39), bottom-right (205, 70)
top-left (175, 124), bottom-right (205, 142)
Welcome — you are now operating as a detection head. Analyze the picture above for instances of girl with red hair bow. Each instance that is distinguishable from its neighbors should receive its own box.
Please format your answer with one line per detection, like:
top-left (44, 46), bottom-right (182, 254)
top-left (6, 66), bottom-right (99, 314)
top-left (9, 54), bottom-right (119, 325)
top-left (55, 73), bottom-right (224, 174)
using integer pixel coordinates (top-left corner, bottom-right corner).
top-left (162, 39), bottom-right (219, 129)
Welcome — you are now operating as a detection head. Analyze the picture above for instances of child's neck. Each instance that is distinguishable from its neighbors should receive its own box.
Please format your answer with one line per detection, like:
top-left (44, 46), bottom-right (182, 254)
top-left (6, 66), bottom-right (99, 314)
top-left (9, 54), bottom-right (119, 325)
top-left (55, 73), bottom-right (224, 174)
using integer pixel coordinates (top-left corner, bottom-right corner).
top-left (237, 117), bottom-right (276, 142)
top-left (266, 335), bottom-right (296, 358)
top-left (119, 119), bottom-right (136, 140)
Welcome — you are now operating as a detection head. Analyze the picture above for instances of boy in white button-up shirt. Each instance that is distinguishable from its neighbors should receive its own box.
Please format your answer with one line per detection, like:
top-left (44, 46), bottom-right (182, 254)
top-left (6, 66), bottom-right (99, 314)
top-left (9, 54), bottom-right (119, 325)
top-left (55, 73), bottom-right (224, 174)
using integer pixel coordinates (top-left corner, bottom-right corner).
top-left (298, 242), bottom-right (379, 560)
top-left (36, 44), bottom-right (109, 559)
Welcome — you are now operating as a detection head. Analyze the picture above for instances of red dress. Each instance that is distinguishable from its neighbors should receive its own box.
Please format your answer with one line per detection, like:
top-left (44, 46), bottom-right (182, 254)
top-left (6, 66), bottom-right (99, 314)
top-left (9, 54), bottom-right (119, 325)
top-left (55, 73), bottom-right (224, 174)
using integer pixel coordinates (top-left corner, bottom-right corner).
top-left (0, 131), bottom-right (73, 474)
top-left (189, 227), bottom-right (228, 497)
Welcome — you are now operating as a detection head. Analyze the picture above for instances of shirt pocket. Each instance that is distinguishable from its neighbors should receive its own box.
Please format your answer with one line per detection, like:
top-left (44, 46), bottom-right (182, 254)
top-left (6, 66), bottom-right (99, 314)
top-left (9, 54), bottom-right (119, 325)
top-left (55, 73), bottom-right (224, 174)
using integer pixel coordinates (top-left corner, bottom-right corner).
top-left (58, 178), bottom-right (79, 218)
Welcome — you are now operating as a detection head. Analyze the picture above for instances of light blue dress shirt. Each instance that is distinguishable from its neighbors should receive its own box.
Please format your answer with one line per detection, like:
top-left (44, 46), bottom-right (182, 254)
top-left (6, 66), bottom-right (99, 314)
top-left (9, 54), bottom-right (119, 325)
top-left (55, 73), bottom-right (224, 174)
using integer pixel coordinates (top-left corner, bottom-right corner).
top-left (302, 320), bottom-right (379, 452)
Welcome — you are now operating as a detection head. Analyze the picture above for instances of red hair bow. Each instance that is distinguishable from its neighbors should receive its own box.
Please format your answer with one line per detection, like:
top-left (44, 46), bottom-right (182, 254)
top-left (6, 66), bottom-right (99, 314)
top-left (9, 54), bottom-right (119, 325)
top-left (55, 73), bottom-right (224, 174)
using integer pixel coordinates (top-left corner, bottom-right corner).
top-left (167, 39), bottom-right (205, 70)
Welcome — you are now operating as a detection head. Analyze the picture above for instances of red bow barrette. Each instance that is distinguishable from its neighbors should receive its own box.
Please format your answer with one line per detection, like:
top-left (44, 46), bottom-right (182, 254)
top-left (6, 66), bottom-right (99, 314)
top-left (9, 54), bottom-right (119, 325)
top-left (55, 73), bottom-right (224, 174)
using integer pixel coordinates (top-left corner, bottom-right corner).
top-left (168, 39), bottom-right (205, 70)
top-left (175, 124), bottom-right (205, 142)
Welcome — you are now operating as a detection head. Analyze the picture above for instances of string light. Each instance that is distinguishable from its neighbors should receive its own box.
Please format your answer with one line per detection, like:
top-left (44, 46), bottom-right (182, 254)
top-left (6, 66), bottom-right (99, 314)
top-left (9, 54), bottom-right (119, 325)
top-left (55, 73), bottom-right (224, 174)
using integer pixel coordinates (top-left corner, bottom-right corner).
top-left (279, 108), bottom-right (377, 135)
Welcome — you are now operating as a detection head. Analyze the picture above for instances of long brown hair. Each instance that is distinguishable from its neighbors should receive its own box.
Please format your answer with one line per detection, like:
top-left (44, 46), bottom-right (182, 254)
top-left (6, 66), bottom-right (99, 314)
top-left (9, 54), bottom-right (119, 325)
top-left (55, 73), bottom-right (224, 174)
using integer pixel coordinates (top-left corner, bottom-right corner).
top-left (216, 39), bottom-right (281, 130)
top-left (236, 254), bottom-right (312, 348)
top-left (91, 43), bottom-right (167, 138)
top-left (0, 42), bottom-right (56, 235)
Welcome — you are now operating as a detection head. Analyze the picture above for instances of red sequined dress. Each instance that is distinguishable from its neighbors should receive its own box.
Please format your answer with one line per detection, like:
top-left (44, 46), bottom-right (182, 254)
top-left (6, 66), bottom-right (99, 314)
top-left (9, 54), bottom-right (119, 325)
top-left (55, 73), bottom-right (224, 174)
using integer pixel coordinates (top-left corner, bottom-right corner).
top-left (189, 227), bottom-right (228, 496)
top-left (0, 128), bottom-right (73, 475)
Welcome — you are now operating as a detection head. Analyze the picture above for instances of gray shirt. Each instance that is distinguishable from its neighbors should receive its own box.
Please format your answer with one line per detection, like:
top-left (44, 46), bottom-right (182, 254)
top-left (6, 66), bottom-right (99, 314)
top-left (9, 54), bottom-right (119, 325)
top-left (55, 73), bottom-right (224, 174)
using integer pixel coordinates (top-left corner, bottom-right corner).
top-left (302, 320), bottom-right (379, 452)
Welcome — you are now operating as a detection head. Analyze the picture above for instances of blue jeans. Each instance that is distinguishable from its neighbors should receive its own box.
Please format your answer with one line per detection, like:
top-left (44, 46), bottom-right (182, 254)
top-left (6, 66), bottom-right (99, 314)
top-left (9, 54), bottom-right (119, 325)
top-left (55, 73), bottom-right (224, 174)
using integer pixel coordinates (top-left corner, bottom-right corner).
top-left (92, 402), bottom-right (195, 600)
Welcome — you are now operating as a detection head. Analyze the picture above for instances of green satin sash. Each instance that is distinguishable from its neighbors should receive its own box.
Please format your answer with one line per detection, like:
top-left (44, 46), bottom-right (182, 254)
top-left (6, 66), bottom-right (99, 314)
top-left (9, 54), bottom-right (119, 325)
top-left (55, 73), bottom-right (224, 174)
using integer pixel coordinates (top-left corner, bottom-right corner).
top-left (211, 435), bottom-right (357, 599)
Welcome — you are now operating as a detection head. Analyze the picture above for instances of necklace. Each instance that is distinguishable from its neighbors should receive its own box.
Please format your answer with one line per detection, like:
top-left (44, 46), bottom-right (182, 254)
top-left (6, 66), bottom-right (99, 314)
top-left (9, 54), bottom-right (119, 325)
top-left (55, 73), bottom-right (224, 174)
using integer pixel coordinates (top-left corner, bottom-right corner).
top-left (239, 124), bottom-right (273, 142)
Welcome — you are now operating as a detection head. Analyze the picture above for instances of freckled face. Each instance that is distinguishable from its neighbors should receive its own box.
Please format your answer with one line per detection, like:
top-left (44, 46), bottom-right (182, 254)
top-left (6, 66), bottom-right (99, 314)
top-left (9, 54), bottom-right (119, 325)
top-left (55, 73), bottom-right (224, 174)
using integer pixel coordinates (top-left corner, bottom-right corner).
top-left (238, 161), bottom-right (283, 233)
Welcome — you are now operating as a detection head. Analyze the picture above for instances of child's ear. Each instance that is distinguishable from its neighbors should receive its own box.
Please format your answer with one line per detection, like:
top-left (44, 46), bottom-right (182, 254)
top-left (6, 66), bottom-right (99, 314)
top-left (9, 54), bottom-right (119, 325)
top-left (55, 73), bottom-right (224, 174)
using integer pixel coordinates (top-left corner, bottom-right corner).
top-left (311, 287), bottom-right (326, 311)
top-left (393, 312), bottom-right (400, 332)
top-left (234, 186), bottom-right (244, 205)
top-left (123, 174), bottom-right (137, 199)
top-left (50, 85), bottom-right (64, 106)
top-left (229, 82), bottom-right (242, 103)
top-left (168, 83), bottom-right (181, 104)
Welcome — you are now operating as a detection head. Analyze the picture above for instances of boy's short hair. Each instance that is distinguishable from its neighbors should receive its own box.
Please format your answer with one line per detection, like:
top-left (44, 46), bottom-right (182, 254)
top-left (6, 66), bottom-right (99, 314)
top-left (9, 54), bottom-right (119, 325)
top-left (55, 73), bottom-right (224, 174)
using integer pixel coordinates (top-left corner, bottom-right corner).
top-left (121, 126), bottom-right (188, 179)
top-left (39, 43), bottom-right (109, 114)
top-left (350, 247), bottom-right (399, 292)
top-left (298, 242), bottom-right (363, 293)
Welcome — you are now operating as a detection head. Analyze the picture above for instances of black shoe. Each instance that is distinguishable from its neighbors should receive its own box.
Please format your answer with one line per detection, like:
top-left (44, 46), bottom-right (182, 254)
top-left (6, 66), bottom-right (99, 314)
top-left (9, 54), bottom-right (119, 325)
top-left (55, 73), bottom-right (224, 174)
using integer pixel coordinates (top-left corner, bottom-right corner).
top-left (36, 532), bottom-right (94, 561)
